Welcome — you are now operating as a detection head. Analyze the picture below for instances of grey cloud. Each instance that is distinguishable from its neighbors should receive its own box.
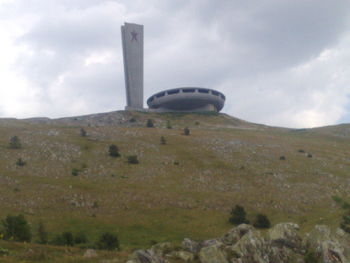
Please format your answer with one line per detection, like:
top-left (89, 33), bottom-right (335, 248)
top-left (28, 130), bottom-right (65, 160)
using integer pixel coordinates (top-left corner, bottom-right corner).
top-left (1, 0), bottom-right (349, 127)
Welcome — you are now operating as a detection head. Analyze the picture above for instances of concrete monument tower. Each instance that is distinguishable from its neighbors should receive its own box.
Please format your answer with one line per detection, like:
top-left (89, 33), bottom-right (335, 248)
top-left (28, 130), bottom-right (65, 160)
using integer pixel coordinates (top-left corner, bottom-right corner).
top-left (121, 22), bottom-right (144, 110)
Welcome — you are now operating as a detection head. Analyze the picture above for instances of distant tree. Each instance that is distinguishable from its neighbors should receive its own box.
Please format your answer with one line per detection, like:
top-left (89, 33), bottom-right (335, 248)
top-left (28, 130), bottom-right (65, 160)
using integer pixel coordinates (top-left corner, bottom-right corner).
top-left (80, 128), bottom-right (87, 137)
top-left (146, 119), bottom-right (154, 128)
top-left (129, 117), bottom-right (137, 123)
top-left (9, 136), bottom-right (21, 149)
top-left (229, 205), bottom-right (249, 225)
top-left (183, 127), bottom-right (190, 136)
top-left (96, 232), bottom-right (120, 250)
top-left (108, 144), bottom-right (120, 158)
top-left (16, 158), bottom-right (26, 167)
top-left (160, 136), bottom-right (166, 145)
top-left (37, 222), bottom-right (48, 244)
top-left (253, 214), bottom-right (271, 229)
top-left (2, 214), bottom-right (31, 242)
top-left (127, 155), bottom-right (139, 164)
top-left (166, 120), bottom-right (172, 129)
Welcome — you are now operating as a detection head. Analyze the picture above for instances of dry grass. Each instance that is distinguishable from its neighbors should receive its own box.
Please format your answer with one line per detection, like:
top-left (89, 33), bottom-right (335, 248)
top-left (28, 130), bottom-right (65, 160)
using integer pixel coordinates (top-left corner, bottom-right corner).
top-left (0, 111), bottom-right (349, 261)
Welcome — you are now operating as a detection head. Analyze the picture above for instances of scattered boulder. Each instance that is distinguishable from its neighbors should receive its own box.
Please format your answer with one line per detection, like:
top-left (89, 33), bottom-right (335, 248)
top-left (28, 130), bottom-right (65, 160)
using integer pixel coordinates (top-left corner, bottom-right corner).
top-left (303, 225), bottom-right (348, 263)
top-left (83, 249), bottom-right (98, 258)
top-left (199, 243), bottom-right (228, 263)
top-left (221, 224), bottom-right (254, 245)
top-left (268, 222), bottom-right (302, 251)
top-left (182, 238), bottom-right (201, 254)
top-left (169, 251), bottom-right (194, 262)
top-left (127, 223), bottom-right (350, 263)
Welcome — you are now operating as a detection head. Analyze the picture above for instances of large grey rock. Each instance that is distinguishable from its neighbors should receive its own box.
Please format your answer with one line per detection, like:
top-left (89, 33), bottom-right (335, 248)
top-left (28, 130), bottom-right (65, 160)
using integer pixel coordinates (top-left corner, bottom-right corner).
top-left (230, 229), bottom-right (294, 263)
top-left (201, 239), bottom-right (222, 248)
top-left (129, 248), bottom-right (168, 263)
top-left (169, 251), bottom-right (194, 262)
top-left (199, 243), bottom-right (228, 263)
top-left (182, 238), bottom-right (201, 254)
top-left (268, 222), bottom-right (302, 251)
top-left (303, 225), bottom-right (348, 263)
top-left (221, 224), bottom-right (254, 245)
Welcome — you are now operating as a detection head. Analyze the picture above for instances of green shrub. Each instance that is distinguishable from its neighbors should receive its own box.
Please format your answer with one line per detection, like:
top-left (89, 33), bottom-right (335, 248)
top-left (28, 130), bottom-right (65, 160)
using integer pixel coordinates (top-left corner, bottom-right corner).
top-left (109, 144), bottom-right (120, 158)
top-left (166, 120), bottom-right (172, 129)
top-left (127, 155), bottom-right (139, 164)
top-left (253, 214), bottom-right (271, 228)
top-left (279, 156), bottom-right (286, 160)
top-left (0, 247), bottom-right (9, 256)
top-left (80, 128), bottom-right (87, 137)
top-left (16, 158), bottom-right (26, 167)
top-left (129, 117), bottom-right (137, 123)
top-left (37, 222), bottom-right (48, 244)
top-left (229, 205), bottom-right (249, 225)
top-left (9, 136), bottom-right (21, 149)
top-left (2, 214), bottom-right (32, 242)
top-left (52, 232), bottom-right (74, 246)
top-left (146, 119), bottom-right (154, 128)
top-left (160, 136), bottom-right (166, 145)
top-left (96, 232), bottom-right (120, 250)
top-left (74, 232), bottom-right (88, 244)
top-left (71, 168), bottom-right (80, 176)
top-left (183, 127), bottom-right (190, 136)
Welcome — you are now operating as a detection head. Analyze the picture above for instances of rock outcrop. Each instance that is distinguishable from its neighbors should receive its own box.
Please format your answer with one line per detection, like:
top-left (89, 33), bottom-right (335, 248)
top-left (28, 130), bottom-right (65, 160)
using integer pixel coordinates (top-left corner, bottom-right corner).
top-left (126, 223), bottom-right (350, 263)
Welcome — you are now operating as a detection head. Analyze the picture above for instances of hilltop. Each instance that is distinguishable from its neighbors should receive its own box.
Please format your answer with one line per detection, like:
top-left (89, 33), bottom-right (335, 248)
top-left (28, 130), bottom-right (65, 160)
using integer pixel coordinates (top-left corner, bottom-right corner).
top-left (0, 110), bottom-right (349, 259)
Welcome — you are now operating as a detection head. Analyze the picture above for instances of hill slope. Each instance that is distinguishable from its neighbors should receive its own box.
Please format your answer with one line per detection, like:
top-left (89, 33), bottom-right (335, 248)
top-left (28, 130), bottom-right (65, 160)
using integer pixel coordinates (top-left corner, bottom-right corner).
top-left (0, 111), bottom-right (349, 249)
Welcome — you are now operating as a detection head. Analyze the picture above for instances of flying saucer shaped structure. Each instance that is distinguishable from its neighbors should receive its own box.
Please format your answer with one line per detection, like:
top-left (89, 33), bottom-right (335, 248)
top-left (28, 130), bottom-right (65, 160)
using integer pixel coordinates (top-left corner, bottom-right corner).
top-left (147, 87), bottom-right (225, 112)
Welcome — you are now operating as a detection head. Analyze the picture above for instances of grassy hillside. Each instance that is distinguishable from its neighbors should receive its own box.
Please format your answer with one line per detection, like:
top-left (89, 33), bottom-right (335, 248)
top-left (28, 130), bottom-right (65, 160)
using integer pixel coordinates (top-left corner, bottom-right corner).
top-left (0, 110), bottom-right (349, 260)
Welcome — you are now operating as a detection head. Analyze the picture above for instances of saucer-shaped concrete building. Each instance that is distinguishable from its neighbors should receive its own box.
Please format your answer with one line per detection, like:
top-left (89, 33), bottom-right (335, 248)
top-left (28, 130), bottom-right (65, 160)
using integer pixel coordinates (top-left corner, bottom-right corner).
top-left (147, 87), bottom-right (225, 112)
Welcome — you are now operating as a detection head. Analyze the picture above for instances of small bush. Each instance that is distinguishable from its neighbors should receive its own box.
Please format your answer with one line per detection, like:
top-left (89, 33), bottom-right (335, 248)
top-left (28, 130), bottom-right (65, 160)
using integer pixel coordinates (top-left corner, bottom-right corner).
top-left (160, 136), bottom-right (166, 145)
top-left (52, 232), bottom-right (74, 246)
top-left (183, 127), bottom-right (190, 135)
top-left (37, 222), bottom-right (48, 244)
top-left (229, 205), bottom-right (249, 225)
top-left (71, 168), bottom-right (80, 176)
top-left (109, 144), bottom-right (120, 158)
top-left (279, 156), bottom-right (286, 160)
top-left (146, 119), bottom-right (154, 128)
top-left (2, 214), bottom-right (32, 242)
top-left (129, 117), bottom-right (137, 123)
top-left (0, 247), bottom-right (9, 256)
top-left (96, 232), bottom-right (120, 250)
top-left (16, 158), bottom-right (26, 167)
top-left (307, 153), bottom-right (313, 158)
top-left (9, 136), bottom-right (21, 149)
top-left (253, 214), bottom-right (271, 228)
top-left (80, 128), bottom-right (87, 137)
top-left (298, 149), bottom-right (305, 153)
top-left (166, 120), bottom-right (172, 129)
top-left (127, 155), bottom-right (139, 164)
top-left (75, 232), bottom-right (88, 244)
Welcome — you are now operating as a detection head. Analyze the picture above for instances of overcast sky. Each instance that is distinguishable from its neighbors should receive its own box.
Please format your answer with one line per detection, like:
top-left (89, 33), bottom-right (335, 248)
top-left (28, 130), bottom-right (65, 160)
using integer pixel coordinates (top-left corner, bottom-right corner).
top-left (0, 0), bottom-right (350, 128)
